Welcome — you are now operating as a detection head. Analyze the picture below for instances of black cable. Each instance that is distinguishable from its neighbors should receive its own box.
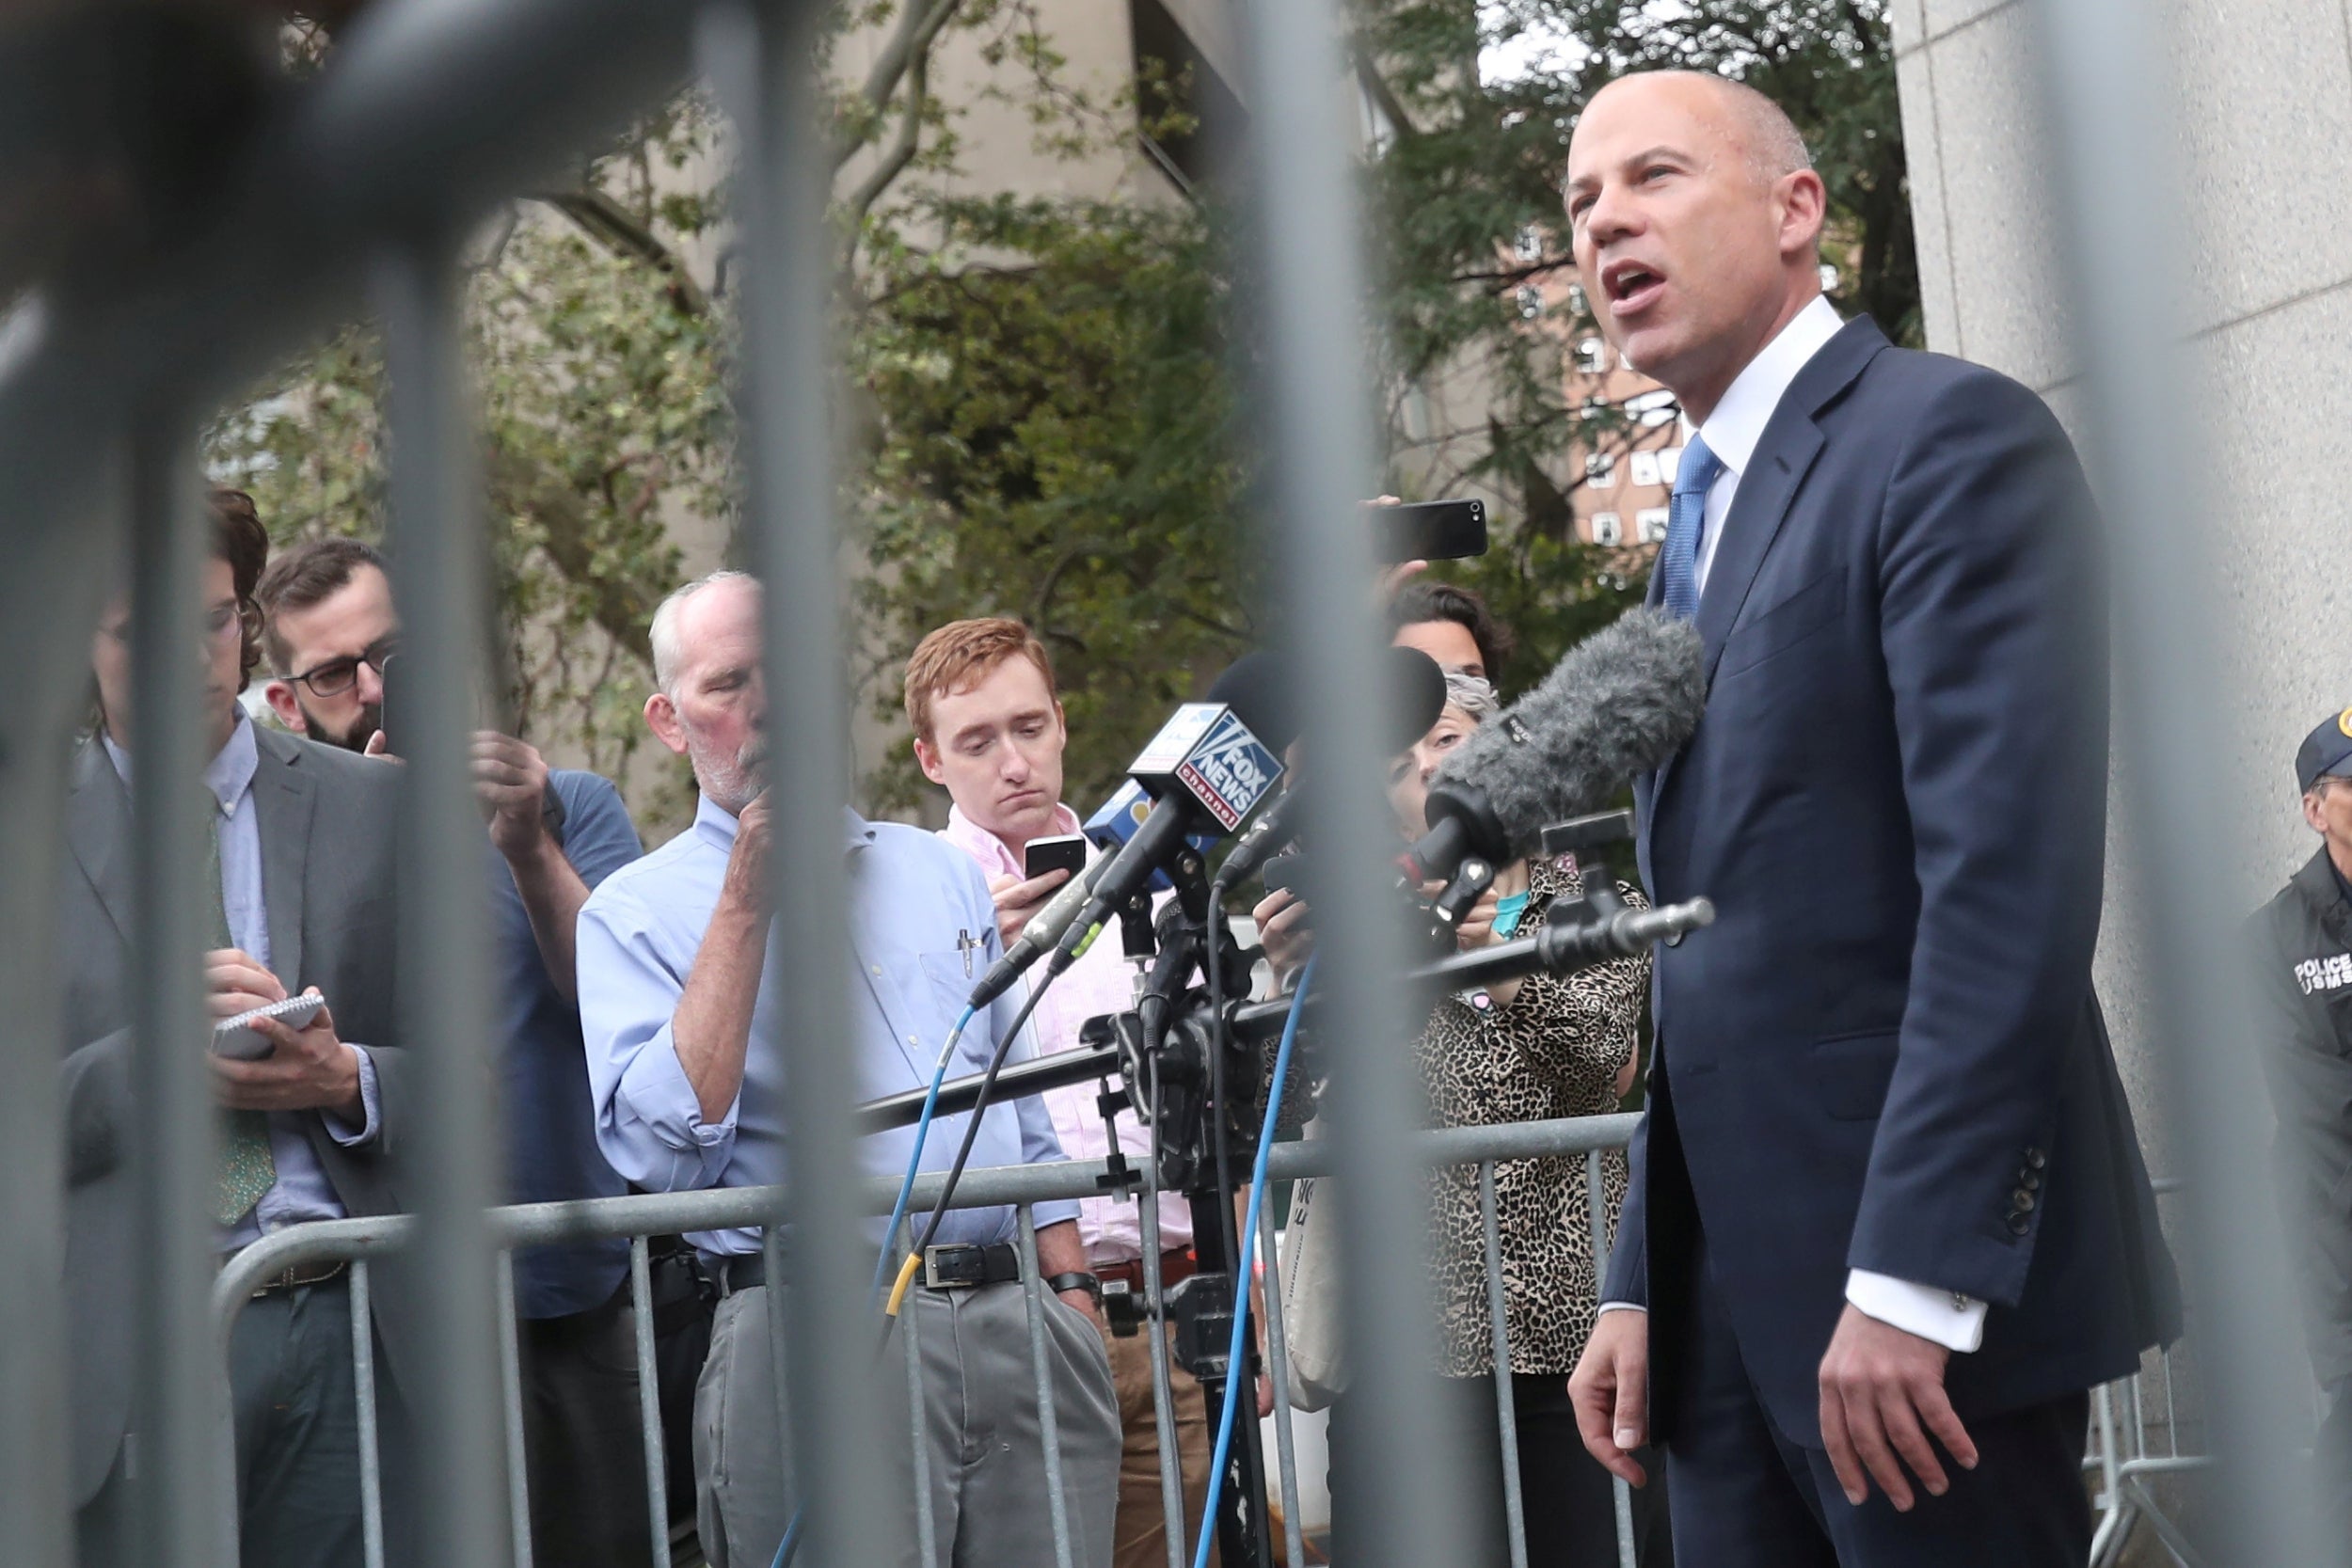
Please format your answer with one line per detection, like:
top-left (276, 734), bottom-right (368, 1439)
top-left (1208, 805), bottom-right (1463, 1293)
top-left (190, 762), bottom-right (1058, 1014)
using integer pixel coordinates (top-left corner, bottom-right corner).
top-left (909, 974), bottom-right (1056, 1260)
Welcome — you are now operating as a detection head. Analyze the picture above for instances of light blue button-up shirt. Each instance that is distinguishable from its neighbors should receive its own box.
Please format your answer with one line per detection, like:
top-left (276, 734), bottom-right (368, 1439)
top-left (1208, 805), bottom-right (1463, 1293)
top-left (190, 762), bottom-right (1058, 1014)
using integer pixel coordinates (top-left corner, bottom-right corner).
top-left (104, 714), bottom-right (383, 1252)
top-left (577, 796), bottom-right (1078, 1259)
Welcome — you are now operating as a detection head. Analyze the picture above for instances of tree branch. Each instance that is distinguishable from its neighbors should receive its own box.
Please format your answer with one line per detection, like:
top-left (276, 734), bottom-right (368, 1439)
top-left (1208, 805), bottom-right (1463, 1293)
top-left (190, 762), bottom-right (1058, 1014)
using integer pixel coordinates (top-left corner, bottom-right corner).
top-left (489, 448), bottom-right (669, 668)
top-left (838, 0), bottom-right (966, 169)
top-left (536, 186), bottom-right (710, 315)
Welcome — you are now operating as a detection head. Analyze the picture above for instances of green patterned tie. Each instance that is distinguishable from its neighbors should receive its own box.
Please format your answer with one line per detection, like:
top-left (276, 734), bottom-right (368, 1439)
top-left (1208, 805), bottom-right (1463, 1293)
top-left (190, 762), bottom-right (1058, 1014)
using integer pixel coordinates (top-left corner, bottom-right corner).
top-left (202, 790), bottom-right (278, 1226)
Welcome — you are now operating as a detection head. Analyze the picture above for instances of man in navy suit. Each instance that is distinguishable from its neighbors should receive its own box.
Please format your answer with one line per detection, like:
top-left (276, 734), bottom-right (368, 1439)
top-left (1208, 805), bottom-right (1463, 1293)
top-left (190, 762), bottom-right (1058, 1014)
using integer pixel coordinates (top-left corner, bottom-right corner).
top-left (1562, 72), bottom-right (2180, 1566)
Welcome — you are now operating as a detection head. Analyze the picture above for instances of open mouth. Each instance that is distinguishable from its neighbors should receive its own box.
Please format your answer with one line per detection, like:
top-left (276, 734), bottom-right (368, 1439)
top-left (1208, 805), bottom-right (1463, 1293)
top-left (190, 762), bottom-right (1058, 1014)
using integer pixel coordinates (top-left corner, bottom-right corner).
top-left (1601, 259), bottom-right (1666, 316)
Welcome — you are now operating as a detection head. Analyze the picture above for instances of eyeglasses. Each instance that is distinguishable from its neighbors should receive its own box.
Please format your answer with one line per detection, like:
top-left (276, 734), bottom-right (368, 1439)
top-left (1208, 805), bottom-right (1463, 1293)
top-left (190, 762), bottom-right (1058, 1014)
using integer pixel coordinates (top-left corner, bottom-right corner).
top-left (285, 638), bottom-right (399, 698)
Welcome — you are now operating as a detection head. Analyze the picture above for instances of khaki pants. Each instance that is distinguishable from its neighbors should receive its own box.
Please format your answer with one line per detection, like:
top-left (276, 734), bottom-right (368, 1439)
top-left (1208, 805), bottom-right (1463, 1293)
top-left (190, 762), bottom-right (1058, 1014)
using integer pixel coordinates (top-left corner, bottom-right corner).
top-left (1107, 1326), bottom-right (1219, 1568)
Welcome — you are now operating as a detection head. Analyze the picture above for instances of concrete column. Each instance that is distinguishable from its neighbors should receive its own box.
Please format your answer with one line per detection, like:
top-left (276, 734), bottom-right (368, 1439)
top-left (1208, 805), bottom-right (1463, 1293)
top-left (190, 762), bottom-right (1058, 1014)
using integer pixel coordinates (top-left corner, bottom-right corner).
top-left (1896, 0), bottom-right (2352, 1161)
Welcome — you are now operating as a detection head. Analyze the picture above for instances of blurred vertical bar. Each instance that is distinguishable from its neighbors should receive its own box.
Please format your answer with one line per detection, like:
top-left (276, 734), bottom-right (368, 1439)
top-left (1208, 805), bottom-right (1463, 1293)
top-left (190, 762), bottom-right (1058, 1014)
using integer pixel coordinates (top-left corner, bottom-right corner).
top-left (377, 237), bottom-right (510, 1568)
top-left (2026, 4), bottom-right (2325, 1564)
top-left (350, 1260), bottom-right (386, 1568)
top-left (126, 427), bottom-right (228, 1568)
top-left (1231, 0), bottom-right (1462, 1555)
top-left (1251, 1189), bottom-right (1306, 1568)
top-left (703, 1), bottom-right (895, 1561)
top-left (495, 1254), bottom-right (534, 1568)
top-left (628, 1238), bottom-right (674, 1568)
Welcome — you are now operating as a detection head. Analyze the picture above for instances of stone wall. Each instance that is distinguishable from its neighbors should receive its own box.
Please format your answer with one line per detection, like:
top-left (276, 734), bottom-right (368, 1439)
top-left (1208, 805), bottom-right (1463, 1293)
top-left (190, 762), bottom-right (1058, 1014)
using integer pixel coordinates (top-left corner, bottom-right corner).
top-left (1893, 0), bottom-right (2352, 1164)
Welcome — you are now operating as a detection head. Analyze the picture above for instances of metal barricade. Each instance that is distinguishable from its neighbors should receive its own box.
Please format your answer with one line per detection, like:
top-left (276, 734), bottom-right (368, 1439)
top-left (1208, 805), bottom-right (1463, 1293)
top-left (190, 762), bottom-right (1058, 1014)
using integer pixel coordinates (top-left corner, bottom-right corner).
top-left (213, 1112), bottom-right (1645, 1568)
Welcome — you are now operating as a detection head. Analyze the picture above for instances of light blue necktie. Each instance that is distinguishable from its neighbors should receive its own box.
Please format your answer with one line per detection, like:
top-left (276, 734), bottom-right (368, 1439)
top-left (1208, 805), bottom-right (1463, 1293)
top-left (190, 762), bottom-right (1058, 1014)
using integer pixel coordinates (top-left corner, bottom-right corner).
top-left (1656, 435), bottom-right (1724, 622)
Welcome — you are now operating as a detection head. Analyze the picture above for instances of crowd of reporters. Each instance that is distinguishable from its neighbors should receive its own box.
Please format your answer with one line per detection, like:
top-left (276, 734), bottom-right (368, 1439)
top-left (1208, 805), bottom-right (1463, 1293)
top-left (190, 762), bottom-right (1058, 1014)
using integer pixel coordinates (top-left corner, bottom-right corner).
top-left (62, 478), bottom-right (1670, 1568)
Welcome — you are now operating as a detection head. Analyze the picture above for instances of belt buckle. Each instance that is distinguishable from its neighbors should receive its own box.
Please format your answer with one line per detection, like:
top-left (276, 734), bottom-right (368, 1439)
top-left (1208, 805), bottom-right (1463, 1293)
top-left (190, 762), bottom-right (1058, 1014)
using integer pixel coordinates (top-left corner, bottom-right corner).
top-left (923, 1243), bottom-right (987, 1290)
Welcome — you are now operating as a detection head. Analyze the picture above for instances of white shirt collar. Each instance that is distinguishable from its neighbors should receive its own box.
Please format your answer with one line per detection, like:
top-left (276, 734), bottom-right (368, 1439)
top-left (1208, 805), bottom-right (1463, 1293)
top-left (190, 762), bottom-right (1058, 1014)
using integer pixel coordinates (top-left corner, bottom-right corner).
top-left (1688, 293), bottom-right (1845, 479)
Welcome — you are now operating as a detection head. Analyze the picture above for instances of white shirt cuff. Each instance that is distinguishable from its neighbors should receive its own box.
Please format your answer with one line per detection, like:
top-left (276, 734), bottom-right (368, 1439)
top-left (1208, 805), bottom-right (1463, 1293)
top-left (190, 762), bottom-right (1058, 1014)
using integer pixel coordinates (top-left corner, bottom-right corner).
top-left (1597, 1300), bottom-right (1646, 1316)
top-left (1846, 1269), bottom-right (1985, 1353)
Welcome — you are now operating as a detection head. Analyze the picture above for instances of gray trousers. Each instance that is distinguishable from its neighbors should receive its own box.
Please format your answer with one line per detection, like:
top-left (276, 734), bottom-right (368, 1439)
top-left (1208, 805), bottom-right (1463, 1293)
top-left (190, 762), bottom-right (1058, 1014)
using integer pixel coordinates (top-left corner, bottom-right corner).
top-left (77, 1276), bottom-right (369, 1568)
top-left (694, 1279), bottom-right (1120, 1568)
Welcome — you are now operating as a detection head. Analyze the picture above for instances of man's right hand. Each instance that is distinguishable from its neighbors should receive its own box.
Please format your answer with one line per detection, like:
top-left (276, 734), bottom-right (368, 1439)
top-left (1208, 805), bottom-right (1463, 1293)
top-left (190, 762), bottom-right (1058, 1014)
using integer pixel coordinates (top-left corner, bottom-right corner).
top-left (1568, 1307), bottom-right (1652, 1487)
top-left (719, 792), bottom-right (774, 912)
top-left (205, 949), bottom-right (287, 1020)
top-left (985, 868), bottom-right (1072, 950)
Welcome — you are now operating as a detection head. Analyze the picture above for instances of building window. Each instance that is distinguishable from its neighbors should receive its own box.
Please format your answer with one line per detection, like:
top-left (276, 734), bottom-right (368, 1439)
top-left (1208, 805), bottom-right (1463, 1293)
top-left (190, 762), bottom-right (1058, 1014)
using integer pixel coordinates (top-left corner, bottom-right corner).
top-left (1567, 282), bottom-right (1588, 318)
top-left (1516, 284), bottom-right (1544, 320)
top-left (1629, 451), bottom-right (1661, 488)
top-left (1514, 226), bottom-right (1544, 262)
top-left (1659, 444), bottom-right (1684, 484)
top-left (1576, 336), bottom-right (1609, 374)
top-left (1579, 395), bottom-right (1609, 422)
top-left (1591, 512), bottom-right (1623, 546)
top-left (1636, 507), bottom-right (1671, 544)
top-left (1820, 261), bottom-right (1841, 293)
top-left (1585, 452), bottom-right (1616, 489)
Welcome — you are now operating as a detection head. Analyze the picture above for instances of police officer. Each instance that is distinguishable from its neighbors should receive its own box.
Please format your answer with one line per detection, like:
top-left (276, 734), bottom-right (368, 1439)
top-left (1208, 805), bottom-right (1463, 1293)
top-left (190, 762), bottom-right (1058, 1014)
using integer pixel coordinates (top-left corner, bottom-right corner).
top-left (2250, 706), bottom-right (2352, 1526)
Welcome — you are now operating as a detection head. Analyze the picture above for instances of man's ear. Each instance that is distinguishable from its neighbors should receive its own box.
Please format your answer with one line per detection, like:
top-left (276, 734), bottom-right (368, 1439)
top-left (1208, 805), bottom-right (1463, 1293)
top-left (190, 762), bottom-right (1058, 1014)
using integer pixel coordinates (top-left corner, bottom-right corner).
top-left (914, 736), bottom-right (946, 786)
top-left (644, 691), bottom-right (688, 758)
top-left (1778, 167), bottom-right (1828, 262)
top-left (262, 679), bottom-right (308, 734)
top-left (2305, 790), bottom-right (2330, 836)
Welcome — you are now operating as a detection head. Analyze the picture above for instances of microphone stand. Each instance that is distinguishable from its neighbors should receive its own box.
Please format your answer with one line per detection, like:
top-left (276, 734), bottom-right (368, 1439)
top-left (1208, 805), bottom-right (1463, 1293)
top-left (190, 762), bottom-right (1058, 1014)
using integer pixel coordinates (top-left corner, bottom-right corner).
top-left (1144, 847), bottom-right (1275, 1568)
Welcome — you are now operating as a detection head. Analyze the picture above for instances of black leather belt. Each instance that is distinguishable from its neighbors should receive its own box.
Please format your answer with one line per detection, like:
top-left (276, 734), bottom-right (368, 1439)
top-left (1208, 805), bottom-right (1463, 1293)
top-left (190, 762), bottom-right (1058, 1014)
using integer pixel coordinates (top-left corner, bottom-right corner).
top-left (703, 1241), bottom-right (1025, 1298)
top-left (919, 1242), bottom-right (1022, 1291)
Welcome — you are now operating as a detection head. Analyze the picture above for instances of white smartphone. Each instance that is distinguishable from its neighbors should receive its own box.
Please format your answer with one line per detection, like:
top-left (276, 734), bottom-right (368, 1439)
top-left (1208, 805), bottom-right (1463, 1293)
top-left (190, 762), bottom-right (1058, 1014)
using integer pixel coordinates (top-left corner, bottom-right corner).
top-left (212, 994), bottom-right (326, 1061)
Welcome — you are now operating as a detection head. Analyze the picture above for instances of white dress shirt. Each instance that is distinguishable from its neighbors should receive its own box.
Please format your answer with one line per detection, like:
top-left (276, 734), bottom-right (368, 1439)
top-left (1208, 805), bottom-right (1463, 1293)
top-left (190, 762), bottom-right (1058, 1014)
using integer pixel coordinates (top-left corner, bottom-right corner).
top-left (1601, 293), bottom-right (1988, 1354)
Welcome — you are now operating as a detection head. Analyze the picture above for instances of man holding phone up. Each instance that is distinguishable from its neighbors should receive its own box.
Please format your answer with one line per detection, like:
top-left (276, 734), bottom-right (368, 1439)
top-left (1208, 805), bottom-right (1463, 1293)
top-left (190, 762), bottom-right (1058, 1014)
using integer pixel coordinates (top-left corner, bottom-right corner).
top-left (904, 617), bottom-right (1239, 1568)
top-left (256, 538), bottom-right (654, 1568)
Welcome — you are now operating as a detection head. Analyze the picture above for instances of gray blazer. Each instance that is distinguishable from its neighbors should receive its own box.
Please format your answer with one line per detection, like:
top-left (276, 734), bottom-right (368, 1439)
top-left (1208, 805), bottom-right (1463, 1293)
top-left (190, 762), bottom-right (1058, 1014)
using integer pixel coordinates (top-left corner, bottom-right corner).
top-left (58, 725), bottom-right (411, 1508)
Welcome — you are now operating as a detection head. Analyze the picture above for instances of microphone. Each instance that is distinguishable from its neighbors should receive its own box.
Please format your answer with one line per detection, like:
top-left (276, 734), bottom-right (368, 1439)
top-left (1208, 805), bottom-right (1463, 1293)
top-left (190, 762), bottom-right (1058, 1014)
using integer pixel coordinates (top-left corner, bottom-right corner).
top-left (1050, 670), bottom-right (1287, 970)
top-left (967, 853), bottom-right (1113, 1009)
top-left (968, 654), bottom-right (1298, 1009)
top-left (1211, 646), bottom-right (1448, 892)
top-left (1406, 607), bottom-right (1706, 878)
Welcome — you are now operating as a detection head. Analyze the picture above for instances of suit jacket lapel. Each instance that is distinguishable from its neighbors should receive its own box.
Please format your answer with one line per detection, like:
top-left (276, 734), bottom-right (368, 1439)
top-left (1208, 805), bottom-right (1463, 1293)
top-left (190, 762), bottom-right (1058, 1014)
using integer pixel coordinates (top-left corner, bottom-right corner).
top-left (64, 738), bottom-right (133, 947)
top-left (250, 728), bottom-right (317, 985)
top-left (1646, 318), bottom-right (1891, 829)
top-left (1692, 317), bottom-right (1886, 688)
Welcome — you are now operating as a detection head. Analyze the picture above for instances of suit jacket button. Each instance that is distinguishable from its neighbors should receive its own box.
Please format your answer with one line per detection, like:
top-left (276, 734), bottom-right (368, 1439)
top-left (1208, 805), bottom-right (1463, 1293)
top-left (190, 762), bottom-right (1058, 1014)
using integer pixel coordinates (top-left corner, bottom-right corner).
top-left (2011, 1189), bottom-right (2037, 1212)
top-left (2018, 1170), bottom-right (2042, 1191)
top-left (2007, 1213), bottom-right (2032, 1236)
top-left (2024, 1148), bottom-right (2046, 1170)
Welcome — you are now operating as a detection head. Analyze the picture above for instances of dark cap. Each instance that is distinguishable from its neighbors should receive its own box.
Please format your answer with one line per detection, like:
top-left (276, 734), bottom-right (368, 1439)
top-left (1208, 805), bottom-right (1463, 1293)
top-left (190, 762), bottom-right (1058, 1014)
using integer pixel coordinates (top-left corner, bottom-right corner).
top-left (2297, 707), bottom-right (2352, 792)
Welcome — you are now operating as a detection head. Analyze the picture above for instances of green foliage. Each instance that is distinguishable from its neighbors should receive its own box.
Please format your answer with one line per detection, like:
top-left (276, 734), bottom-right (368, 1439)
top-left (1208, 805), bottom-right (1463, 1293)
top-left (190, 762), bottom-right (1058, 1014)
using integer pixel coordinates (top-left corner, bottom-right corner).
top-left (851, 193), bottom-right (1251, 812)
top-left (207, 103), bottom-right (730, 833)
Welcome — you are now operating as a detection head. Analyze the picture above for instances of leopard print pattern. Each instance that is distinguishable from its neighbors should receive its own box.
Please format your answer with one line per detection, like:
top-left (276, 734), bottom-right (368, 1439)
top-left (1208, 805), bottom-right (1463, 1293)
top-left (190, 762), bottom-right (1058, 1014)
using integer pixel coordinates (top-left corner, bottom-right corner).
top-left (1412, 856), bottom-right (1650, 1377)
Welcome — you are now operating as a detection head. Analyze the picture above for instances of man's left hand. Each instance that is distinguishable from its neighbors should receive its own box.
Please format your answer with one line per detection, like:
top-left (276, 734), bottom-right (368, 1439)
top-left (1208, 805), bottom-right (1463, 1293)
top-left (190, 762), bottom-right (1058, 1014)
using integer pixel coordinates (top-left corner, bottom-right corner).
top-left (1817, 1304), bottom-right (1979, 1511)
top-left (473, 730), bottom-right (553, 861)
top-left (212, 990), bottom-right (364, 1121)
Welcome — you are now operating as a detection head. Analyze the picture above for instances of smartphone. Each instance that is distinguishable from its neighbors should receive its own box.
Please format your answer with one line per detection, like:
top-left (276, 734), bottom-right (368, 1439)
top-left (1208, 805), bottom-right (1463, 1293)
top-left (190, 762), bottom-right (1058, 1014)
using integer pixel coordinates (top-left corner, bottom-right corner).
top-left (1260, 850), bottom-right (1309, 895)
top-left (1025, 832), bottom-right (1088, 881)
top-left (212, 993), bottom-right (326, 1061)
top-left (375, 650), bottom-right (405, 754)
top-left (1367, 499), bottom-right (1487, 565)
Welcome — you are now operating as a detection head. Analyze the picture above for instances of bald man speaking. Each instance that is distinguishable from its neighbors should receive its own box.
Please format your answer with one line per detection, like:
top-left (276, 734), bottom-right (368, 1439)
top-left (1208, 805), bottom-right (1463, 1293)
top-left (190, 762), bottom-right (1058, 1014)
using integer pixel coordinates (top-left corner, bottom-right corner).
top-left (1560, 71), bottom-right (2179, 1566)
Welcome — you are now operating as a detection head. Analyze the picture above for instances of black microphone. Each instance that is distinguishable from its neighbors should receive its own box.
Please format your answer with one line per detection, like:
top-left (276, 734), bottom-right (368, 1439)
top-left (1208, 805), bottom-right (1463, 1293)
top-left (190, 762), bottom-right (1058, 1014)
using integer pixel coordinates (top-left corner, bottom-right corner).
top-left (1212, 646), bottom-right (1448, 893)
top-left (1048, 659), bottom-right (1289, 972)
top-left (1408, 607), bottom-right (1706, 879)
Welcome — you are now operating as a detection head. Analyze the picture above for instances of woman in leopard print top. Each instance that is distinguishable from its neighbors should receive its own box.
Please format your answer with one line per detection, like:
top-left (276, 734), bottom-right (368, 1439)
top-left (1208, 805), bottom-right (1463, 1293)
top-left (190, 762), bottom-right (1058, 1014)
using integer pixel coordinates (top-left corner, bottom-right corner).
top-left (1375, 670), bottom-right (1664, 1566)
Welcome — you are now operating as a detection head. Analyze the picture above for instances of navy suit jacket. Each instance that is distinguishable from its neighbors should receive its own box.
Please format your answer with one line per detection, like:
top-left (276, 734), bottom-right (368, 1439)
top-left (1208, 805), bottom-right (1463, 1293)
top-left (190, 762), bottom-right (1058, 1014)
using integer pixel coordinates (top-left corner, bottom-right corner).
top-left (1601, 316), bottom-right (2180, 1447)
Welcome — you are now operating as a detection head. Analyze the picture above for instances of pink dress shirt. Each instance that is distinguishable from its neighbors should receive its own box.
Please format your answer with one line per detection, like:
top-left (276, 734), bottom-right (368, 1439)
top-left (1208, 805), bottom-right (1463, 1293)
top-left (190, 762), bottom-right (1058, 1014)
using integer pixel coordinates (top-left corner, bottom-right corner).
top-left (938, 803), bottom-right (1194, 1264)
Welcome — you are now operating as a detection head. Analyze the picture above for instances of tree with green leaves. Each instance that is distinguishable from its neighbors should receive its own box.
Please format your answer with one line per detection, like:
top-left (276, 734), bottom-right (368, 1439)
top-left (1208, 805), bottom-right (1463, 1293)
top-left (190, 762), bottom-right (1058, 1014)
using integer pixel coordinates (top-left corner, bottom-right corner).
top-left (205, 0), bottom-right (1915, 829)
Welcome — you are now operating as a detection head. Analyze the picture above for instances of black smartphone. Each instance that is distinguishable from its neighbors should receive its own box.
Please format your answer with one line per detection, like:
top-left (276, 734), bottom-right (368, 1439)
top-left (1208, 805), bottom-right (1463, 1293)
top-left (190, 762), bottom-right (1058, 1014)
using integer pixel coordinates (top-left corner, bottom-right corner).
top-left (1024, 832), bottom-right (1088, 881)
top-left (375, 650), bottom-right (405, 754)
top-left (1367, 498), bottom-right (1487, 564)
top-left (1260, 850), bottom-right (1309, 895)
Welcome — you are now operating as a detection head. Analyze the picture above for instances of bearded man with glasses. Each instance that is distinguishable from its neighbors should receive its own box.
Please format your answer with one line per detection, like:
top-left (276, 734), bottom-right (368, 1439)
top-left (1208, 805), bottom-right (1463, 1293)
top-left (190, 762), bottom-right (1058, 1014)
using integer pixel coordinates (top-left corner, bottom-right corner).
top-left (254, 536), bottom-right (659, 1567)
